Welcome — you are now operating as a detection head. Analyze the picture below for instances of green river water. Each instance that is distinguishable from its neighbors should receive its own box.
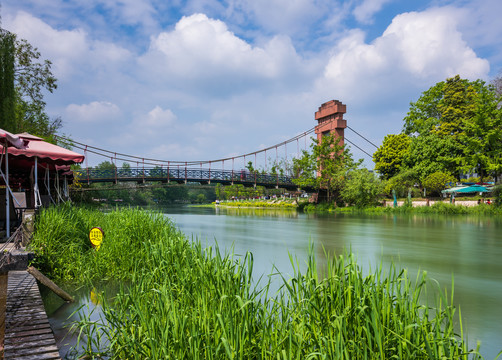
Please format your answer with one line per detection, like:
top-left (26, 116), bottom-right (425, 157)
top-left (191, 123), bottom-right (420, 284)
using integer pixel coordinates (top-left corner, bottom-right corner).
top-left (43, 206), bottom-right (502, 359)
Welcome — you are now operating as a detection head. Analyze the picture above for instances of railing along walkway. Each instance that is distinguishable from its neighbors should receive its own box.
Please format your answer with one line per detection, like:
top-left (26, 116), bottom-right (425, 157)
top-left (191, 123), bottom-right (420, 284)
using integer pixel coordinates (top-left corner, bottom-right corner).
top-left (75, 167), bottom-right (300, 189)
top-left (4, 271), bottom-right (61, 360)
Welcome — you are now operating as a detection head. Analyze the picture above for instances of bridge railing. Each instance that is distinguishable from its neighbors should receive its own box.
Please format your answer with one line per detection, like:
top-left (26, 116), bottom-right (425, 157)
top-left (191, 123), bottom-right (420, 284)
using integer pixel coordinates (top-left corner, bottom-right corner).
top-left (74, 167), bottom-right (296, 187)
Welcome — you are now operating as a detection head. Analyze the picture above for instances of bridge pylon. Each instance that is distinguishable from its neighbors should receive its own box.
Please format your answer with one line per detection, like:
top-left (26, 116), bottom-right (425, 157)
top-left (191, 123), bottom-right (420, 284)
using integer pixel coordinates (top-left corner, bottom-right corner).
top-left (314, 100), bottom-right (347, 147)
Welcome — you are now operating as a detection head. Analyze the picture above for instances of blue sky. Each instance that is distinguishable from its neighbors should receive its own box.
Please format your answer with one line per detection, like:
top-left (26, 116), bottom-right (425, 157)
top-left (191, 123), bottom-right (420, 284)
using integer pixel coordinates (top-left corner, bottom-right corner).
top-left (2, 0), bottom-right (501, 168)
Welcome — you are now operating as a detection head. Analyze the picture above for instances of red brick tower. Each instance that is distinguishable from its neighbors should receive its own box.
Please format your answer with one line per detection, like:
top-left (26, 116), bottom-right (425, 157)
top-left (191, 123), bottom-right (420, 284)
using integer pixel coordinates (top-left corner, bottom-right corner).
top-left (314, 100), bottom-right (346, 146)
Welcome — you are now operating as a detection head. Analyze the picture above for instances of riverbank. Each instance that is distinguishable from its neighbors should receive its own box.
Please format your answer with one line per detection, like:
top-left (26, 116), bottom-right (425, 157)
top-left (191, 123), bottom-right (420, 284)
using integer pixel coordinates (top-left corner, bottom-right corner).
top-left (215, 199), bottom-right (298, 208)
top-left (302, 201), bottom-right (502, 215)
top-left (213, 198), bottom-right (502, 215)
top-left (29, 205), bottom-right (483, 359)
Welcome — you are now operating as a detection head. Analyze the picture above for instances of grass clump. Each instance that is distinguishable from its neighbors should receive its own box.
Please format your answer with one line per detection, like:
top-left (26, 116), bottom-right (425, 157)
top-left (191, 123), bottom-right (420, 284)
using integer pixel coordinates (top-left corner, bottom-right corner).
top-left (31, 205), bottom-right (483, 359)
top-left (29, 204), bottom-right (183, 281)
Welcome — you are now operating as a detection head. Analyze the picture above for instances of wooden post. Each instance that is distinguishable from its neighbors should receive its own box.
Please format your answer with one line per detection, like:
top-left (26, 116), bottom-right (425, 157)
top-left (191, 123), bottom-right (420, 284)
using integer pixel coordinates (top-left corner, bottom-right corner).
top-left (27, 266), bottom-right (74, 302)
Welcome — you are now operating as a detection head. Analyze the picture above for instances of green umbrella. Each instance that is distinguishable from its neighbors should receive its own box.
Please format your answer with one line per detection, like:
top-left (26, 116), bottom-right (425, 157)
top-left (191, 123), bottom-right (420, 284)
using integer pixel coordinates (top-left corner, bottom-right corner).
top-left (442, 185), bottom-right (490, 194)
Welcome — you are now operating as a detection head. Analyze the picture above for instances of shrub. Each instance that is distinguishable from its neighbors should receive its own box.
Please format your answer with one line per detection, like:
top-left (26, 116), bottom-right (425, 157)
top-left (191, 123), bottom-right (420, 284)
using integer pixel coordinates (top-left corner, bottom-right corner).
top-left (423, 171), bottom-right (456, 196)
top-left (383, 168), bottom-right (420, 197)
top-left (341, 169), bottom-right (382, 208)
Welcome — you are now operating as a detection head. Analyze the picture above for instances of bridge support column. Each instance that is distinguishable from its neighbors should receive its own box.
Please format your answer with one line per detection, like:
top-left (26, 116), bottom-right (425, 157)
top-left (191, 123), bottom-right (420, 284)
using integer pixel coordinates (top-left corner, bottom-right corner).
top-left (314, 100), bottom-right (346, 147)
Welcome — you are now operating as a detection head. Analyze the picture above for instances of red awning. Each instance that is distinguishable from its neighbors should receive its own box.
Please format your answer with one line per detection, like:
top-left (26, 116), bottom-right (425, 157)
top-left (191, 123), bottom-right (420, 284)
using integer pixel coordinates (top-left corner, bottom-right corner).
top-left (0, 129), bottom-right (29, 149)
top-left (0, 133), bottom-right (85, 165)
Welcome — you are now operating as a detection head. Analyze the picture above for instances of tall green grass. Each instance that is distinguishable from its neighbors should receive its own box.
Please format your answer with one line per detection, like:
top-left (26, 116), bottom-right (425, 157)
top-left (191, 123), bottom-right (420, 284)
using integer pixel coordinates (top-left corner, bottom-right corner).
top-left (29, 204), bottom-right (184, 282)
top-left (30, 206), bottom-right (486, 359)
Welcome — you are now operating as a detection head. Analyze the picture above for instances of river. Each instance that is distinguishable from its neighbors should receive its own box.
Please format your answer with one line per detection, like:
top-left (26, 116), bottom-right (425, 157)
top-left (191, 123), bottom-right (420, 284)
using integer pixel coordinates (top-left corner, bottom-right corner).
top-left (44, 206), bottom-right (502, 359)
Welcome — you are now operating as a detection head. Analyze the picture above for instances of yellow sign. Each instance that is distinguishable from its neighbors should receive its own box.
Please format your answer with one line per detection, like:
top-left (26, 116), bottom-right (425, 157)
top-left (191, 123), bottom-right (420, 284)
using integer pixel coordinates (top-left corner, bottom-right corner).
top-left (89, 227), bottom-right (104, 250)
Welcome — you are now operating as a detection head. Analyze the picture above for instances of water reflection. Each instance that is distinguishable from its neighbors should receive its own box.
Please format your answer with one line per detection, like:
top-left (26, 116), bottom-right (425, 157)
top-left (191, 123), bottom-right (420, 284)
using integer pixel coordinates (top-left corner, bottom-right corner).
top-left (41, 282), bottom-right (116, 358)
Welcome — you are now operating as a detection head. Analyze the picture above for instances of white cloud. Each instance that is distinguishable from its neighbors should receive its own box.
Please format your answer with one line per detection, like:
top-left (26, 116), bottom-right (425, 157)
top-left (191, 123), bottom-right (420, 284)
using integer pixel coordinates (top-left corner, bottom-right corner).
top-left (4, 11), bottom-right (132, 81)
top-left (140, 13), bottom-right (306, 90)
top-left (133, 106), bottom-right (177, 135)
top-left (2, 2), bottom-right (498, 166)
top-left (320, 7), bottom-right (489, 100)
top-left (65, 101), bottom-right (121, 123)
top-left (107, 106), bottom-right (178, 150)
top-left (353, 0), bottom-right (393, 24)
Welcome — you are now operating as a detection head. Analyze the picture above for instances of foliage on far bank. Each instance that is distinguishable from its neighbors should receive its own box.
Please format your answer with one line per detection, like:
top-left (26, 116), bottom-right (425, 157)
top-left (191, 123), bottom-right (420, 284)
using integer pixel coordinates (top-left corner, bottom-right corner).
top-left (374, 75), bottom-right (502, 198)
top-left (217, 199), bottom-right (297, 208)
top-left (31, 206), bottom-right (480, 359)
top-left (292, 133), bottom-right (361, 203)
top-left (422, 171), bottom-right (456, 196)
top-left (340, 168), bottom-right (383, 207)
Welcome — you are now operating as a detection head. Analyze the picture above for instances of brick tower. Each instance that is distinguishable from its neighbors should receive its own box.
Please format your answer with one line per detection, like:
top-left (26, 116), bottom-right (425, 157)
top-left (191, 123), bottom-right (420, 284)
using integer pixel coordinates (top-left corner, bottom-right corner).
top-left (314, 100), bottom-right (346, 146)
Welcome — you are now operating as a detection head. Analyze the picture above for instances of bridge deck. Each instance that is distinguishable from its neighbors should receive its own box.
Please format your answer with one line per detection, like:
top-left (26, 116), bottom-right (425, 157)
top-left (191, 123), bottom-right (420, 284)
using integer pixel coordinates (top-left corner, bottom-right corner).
top-left (4, 271), bottom-right (61, 360)
top-left (76, 167), bottom-right (303, 190)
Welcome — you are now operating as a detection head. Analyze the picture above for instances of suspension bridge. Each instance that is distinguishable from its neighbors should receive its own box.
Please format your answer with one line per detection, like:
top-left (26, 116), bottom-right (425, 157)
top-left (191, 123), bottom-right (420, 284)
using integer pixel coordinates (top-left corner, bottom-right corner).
top-left (60, 100), bottom-right (378, 191)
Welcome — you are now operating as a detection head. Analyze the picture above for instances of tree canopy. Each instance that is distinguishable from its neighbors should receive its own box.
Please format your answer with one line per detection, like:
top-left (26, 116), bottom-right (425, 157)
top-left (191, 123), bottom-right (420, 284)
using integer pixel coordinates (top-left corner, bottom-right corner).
top-left (373, 134), bottom-right (411, 180)
top-left (292, 133), bottom-right (361, 202)
top-left (0, 28), bottom-right (60, 142)
top-left (378, 75), bottom-right (502, 186)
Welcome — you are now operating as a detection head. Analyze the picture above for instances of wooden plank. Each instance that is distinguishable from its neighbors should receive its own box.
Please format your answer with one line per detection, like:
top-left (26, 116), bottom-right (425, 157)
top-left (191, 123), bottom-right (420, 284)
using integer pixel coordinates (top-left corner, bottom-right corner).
top-left (4, 270), bottom-right (62, 360)
top-left (5, 345), bottom-right (61, 357)
top-left (5, 332), bottom-right (56, 344)
top-left (3, 352), bottom-right (62, 360)
top-left (4, 325), bottom-right (54, 339)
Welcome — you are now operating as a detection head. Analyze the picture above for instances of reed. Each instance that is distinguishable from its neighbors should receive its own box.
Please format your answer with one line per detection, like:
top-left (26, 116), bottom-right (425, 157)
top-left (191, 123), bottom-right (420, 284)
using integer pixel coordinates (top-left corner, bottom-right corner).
top-left (31, 206), bottom-right (485, 359)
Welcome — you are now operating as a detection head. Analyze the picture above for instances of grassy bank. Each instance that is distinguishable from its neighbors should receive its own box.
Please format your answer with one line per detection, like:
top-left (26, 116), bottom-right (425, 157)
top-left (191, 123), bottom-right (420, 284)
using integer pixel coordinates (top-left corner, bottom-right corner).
top-left (30, 206), bottom-right (483, 359)
top-left (302, 202), bottom-right (502, 215)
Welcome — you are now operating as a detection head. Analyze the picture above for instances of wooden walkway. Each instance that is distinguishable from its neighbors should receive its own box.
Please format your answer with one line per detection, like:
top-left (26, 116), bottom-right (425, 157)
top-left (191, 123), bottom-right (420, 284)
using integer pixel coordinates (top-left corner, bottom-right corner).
top-left (3, 271), bottom-right (61, 360)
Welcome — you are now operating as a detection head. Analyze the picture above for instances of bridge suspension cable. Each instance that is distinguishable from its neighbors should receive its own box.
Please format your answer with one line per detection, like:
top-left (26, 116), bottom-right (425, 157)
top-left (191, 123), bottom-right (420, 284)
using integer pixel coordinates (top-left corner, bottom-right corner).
top-left (347, 125), bottom-right (379, 149)
top-left (55, 127), bottom-right (317, 167)
top-left (344, 137), bottom-right (374, 158)
top-left (56, 124), bottom-right (376, 170)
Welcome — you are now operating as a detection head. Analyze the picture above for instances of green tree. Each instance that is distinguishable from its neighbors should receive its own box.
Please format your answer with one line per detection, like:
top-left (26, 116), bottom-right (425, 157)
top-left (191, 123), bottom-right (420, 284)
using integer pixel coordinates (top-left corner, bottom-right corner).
top-left (373, 134), bottom-right (411, 179)
top-left (245, 161), bottom-right (256, 173)
top-left (292, 149), bottom-right (317, 189)
top-left (152, 185), bottom-right (188, 204)
top-left (460, 86), bottom-right (502, 182)
top-left (96, 161), bottom-right (116, 170)
top-left (383, 168), bottom-right (420, 198)
top-left (402, 75), bottom-right (502, 180)
top-left (0, 29), bottom-right (16, 131)
top-left (341, 169), bottom-right (382, 207)
top-left (402, 80), bottom-right (444, 135)
top-left (292, 134), bottom-right (361, 202)
top-left (0, 29), bottom-right (60, 141)
top-left (403, 133), bottom-right (458, 182)
top-left (215, 183), bottom-right (223, 199)
top-left (422, 171), bottom-right (456, 196)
